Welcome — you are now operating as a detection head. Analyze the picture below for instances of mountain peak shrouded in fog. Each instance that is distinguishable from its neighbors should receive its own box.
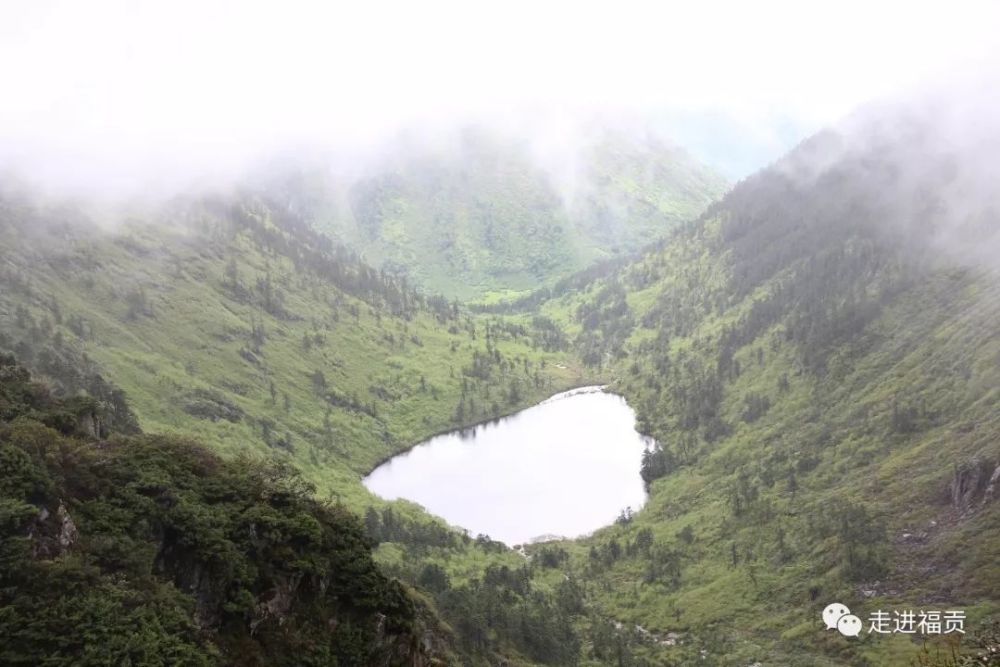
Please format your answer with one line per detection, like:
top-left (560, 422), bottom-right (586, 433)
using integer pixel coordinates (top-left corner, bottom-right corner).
top-left (245, 119), bottom-right (729, 299)
top-left (762, 77), bottom-right (1000, 271)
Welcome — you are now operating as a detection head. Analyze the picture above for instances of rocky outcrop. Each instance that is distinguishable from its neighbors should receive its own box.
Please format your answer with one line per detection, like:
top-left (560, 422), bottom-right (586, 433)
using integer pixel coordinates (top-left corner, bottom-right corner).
top-left (249, 575), bottom-right (301, 635)
top-left (984, 464), bottom-right (1000, 505)
top-left (56, 502), bottom-right (78, 549)
top-left (948, 458), bottom-right (1000, 514)
top-left (152, 538), bottom-right (227, 630)
top-left (28, 500), bottom-right (78, 559)
top-left (372, 598), bottom-right (453, 667)
top-left (181, 388), bottom-right (245, 423)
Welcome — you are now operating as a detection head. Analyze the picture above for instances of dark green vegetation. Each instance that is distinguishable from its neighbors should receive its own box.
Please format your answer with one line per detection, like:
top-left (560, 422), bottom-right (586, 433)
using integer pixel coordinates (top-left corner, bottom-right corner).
top-left (0, 189), bottom-right (592, 665)
top-left (517, 103), bottom-right (1000, 664)
top-left (0, 354), bottom-right (439, 665)
top-left (262, 126), bottom-right (727, 300)
top-left (2, 97), bottom-right (1000, 666)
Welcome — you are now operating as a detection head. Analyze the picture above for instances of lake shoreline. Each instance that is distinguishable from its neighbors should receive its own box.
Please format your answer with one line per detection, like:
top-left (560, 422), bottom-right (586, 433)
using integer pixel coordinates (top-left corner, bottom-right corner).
top-left (363, 385), bottom-right (651, 545)
top-left (361, 382), bottom-right (610, 477)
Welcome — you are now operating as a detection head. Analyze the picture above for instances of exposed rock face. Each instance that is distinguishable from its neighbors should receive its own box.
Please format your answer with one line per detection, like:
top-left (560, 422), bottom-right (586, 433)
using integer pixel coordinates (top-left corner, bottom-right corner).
top-left (181, 388), bottom-right (245, 423)
top-left (153, 541), bottom-right (225, 630)
top-left (949, 458), bottom-right (1000, 513)
top-left (372, 608), bottom-right (448, 667)
top-left (250, 575), bottom-right (301, 635)
top-left (28, 501), bottom-right (78, 559)
top-left (75, 411), bottom-right (102, 439)
top-left (56, 502), bottom-right (78, 549)
top-left (984, 464), bottom-right (1000, 505)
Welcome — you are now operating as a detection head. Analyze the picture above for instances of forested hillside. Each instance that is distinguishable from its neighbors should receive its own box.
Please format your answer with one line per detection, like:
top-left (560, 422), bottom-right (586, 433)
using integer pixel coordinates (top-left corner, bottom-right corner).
top-left (512, 98), bottom-right (1000, 665)
top-left (0, 188), bottom-right (595, 665)
top-left (261, 126), bottom-right (727, 300)
top-left (0, 354), bottom-right (446, 665)
top-left (0, 189), bottom-right (587, 491)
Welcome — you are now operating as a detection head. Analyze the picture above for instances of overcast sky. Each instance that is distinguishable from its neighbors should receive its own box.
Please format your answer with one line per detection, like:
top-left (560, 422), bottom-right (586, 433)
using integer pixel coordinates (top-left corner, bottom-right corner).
top-left (2, 0), bottom-right (998, 192)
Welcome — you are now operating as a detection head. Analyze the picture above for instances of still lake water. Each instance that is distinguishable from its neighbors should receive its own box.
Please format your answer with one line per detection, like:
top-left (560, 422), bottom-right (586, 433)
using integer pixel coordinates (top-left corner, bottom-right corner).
top-left (363, 386), bottom-right (652, 545)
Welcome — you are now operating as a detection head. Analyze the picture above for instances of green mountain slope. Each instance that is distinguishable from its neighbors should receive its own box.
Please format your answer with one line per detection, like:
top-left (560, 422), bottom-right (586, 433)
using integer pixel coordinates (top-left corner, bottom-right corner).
top-left (0, 192), bottom-right (585, 492)
top-left (0, 189), bottom-right (597, 665)
top-left (266, 126), bottom-right (727, 300)
top-left (0, 354), bottom-right (443, 666)
top-left (510, 100), bottom-right (1000, 664)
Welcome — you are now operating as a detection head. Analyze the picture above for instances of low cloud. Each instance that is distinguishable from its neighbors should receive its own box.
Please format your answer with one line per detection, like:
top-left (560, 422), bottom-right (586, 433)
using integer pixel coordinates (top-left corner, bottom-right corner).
top-left (2, 0), bottom-right (998, 199)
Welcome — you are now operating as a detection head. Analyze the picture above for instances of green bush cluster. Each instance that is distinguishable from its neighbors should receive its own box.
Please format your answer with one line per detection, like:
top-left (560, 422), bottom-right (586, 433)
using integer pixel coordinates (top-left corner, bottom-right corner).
top-left (0, 356), bottom-right (432, 666)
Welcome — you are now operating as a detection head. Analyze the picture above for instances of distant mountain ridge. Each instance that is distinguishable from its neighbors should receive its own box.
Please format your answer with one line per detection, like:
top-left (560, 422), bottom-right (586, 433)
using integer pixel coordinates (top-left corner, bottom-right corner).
top-left (259, 125), bottom-right (728, 300)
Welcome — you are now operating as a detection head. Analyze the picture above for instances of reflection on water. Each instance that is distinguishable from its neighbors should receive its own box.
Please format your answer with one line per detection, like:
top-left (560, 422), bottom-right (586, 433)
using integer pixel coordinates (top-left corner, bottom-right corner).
top-left (364, 386), bottom-right (652, 545)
